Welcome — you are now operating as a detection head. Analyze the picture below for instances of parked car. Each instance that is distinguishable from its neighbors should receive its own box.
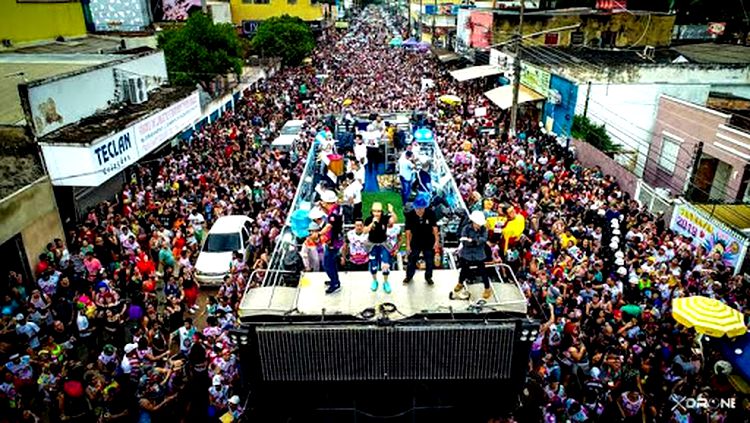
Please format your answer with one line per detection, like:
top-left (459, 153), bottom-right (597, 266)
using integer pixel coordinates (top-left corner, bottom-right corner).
top-left (195, 215), bottom-right (253, 285)
top-left (271, 119), bottom-right (306, 151)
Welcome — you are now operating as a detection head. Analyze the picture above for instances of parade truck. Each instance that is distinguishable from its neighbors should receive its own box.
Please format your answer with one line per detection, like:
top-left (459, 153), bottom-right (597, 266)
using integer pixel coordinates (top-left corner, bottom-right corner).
top-left (235, 115), bottom-right (536, 422)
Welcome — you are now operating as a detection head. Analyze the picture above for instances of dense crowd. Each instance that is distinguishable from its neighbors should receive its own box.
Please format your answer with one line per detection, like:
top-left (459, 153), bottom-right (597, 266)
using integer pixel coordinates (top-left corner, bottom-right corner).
top-left (1, 5), bottom-right (749, 423)
top-left (425, 65), bottom-right (750, 423)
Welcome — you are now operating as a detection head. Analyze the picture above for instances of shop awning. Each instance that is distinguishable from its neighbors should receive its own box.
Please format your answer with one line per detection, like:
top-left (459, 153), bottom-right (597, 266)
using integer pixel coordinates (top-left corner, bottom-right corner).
top-left (450, 65), bottom-right (503, 82)
top-left (484, 84), bottom-right (545, 110)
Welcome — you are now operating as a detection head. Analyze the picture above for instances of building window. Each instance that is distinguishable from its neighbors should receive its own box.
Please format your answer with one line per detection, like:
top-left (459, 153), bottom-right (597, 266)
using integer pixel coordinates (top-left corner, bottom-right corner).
top-left (571, 30), bottom-right (584, 46)
top-left (659, 135), bottom-right (680, 173)
top-left (254, 0), bottom-right (270, 4)
top-left (544, 33), bottom-right (559, 46)
top-left (288, 0), bottom-right (296, 3)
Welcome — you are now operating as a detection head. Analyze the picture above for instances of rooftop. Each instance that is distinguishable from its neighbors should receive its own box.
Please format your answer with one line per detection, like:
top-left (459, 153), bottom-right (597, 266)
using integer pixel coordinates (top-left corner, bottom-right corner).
top-left (495, 7), bottom-right (672, 16)
top-left (521, 46), bottom-right (682, 68)
top-left (0, 127), bottom-right (44, 199)
top-left (672, 43), bottom-right (750, 65)
top-left (694, 204), bottom-right (750, 233)
top-left (0, 54), bottom-right (120, 125)
top-left (4, 35), bottom-right (130, 55)
top-left (39, 85), bottom-right (196, 145)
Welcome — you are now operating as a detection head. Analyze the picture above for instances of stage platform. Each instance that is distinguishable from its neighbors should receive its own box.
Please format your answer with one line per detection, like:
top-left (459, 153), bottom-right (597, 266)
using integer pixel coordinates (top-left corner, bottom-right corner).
top-left (239, 269), bottom-right (527, 319)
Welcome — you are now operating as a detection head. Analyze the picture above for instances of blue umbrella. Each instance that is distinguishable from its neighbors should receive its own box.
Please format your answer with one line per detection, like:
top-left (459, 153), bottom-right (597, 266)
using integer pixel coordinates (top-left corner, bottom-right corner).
top-left (413, 127), bottom-right (434, 141)
top-left (403, 38), bottom-right (419, 47)
top-left (290, 209), bottom-right (312, 238)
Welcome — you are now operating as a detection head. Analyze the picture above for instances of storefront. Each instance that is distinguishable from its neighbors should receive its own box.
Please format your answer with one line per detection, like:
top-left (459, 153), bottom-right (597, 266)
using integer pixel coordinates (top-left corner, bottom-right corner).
top-left (40, 91), bottom-right (202, 221)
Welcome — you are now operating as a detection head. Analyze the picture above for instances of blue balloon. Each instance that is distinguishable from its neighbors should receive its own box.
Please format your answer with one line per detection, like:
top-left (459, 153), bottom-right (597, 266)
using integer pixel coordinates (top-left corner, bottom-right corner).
top-left (290, 209), bottom-right (312, 238)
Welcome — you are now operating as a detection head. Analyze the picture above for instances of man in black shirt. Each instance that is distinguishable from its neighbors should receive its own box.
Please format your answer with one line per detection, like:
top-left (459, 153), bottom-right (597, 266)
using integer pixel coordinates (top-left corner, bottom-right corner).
top-left (403, 195), bottom-right (439, 285)
top-left (363, 202), bottom-right (397, 293)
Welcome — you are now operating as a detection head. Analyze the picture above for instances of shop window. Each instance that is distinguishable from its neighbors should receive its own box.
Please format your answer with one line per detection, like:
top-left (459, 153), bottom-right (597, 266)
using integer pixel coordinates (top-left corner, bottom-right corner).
top-left (544, 33), bottom-right (559, 46)
top-left (659, 135), bottom-right (680, 173)
top-left (254, 0), bottom-right (270, 4)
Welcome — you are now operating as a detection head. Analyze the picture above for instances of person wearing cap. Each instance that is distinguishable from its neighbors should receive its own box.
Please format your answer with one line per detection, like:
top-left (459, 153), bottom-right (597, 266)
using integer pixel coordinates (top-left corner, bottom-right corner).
top-left (14, 313), bottom-right (40, 350)
top-left (403, 194), bottom-right (439, 285)
top-left (226, 394), bottom-right (244, 420)
top-left (318, 190), bottom-right (343, 294)
top-left (300, 221), bottom-right (323, 272)
top-left (208, 374), bottom-right (229, 418)
top-left (363, 202), bottom-right (397, 293)
top-left (456, 211), bottom-right (492, 299)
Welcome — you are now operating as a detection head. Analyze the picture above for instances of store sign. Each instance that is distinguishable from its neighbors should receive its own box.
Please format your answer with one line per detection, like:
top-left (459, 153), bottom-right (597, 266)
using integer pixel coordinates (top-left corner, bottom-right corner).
top-left (707, 22), bottom-right (726, 36)
top-left (489, 48), bottom-right (514, 73)
top-left (42, 91), bottom-right (200, 187)
top-left (669, 203), bottom-right (749, 271)
top-left (136, 92), bottom-right (201, 155)
top-left (520, 63), bottom-right (551, 97)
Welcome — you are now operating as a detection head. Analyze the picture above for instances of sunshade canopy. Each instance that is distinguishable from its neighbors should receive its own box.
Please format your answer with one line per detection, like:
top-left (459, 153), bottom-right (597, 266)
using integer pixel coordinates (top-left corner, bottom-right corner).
top-left (484, 84), bottom-right (545, 110)
top-left (450, 65), bottom-right (503, 82)
top-left (672, 296), bottom-right (747, 338)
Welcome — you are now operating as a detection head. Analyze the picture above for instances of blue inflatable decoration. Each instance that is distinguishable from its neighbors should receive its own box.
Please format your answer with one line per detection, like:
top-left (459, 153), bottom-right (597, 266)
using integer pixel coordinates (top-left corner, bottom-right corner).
top-left (413, 127), bottom-right (433, 142)
top-left (290, 209), bottom-right (312, 238)
top-left (315, 131), bottom-right (328, 144)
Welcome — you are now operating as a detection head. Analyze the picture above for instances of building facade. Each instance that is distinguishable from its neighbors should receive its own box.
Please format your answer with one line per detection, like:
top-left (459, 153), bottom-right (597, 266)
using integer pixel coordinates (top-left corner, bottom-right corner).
top-left (492, 9), bottom-right (676, 48)
top-left (645, 95), bottom-right (750, 203)
top-left (230, 0), bottom-right (332, 35)
top-left (0, 0), bottom-right (87, 45)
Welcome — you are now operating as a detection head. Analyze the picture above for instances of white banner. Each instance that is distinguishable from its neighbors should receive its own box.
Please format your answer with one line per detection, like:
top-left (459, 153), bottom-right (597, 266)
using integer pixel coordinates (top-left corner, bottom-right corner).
top-left (42, 91), bottom-right (200, 187)
top-left (42, 126), bottom-right (138, 187)
top-left (136, 92), bottom-right (201, 156)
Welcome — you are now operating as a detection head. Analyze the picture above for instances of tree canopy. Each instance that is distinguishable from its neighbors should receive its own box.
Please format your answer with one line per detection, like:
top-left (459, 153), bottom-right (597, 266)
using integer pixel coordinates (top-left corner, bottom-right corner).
top-left (250, 15), bottom-right (316, 66)
top-left (158, 12), bottom-right (245, 88)
top-left (572, 115), bottom-right (621, 153)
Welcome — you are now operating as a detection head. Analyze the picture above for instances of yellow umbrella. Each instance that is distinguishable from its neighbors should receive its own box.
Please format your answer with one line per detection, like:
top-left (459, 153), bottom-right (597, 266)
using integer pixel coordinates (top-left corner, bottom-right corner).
top-left (342, 98), bottom-right (352, 106)
top-left (439, 94), bottom-right (462, 105)
top-left (672, 296), bottom-right (747, 338)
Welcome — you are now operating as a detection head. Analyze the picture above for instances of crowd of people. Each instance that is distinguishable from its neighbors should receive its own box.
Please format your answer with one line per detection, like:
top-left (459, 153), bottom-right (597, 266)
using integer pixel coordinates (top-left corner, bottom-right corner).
top-left (1, 4), bottom-right (749, 423)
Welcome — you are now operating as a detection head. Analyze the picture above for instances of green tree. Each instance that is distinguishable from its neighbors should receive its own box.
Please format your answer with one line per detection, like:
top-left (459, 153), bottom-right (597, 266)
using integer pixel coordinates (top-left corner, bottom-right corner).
top-left (158, 12), bottom-right (244, 89)
top-left (571, 115), bottom-right (622, 153)
top-left (250, 15), bottom-right (316, 66)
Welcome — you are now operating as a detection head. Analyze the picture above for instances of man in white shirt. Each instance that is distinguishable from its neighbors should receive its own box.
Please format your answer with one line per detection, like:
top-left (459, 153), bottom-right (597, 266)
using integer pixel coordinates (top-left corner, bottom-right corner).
top-left (353, 135), bottom-right (368, 167)
top-left (342, 173), bottom-right (363, 223)
top-left (398, 151), bottom-right (415, 204)
top-left (15, 314), bottom-right (40, 349)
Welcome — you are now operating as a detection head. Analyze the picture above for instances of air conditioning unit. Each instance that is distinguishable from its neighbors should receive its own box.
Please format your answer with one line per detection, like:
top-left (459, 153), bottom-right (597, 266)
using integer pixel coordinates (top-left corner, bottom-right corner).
top-left (643, 45), bottom-right (655, 60)
top-left (124, 76), bottom-right (148, 104)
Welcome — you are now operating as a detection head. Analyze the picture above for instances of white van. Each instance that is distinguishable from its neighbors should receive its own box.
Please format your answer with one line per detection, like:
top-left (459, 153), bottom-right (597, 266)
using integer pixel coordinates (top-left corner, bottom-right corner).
top-left (195, 215), bottom-right (253, 285)
top-left (271, 119), bottom-right (306, 151)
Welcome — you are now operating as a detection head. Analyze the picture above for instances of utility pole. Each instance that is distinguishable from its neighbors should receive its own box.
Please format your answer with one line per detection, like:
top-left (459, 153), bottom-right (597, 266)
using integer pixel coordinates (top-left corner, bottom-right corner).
top-left (432, 0), bottom-right (437, 45)
top-left (509, 0), bottom-right (524, 136)
top-left (583, 81), bottom-right (592, 118)
top-left (419, 0), bottom-right (423, 40)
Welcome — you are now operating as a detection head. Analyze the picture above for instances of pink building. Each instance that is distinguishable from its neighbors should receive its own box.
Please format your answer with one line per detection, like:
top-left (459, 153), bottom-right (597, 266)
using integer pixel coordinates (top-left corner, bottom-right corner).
top-left (645, 95), bottom-right (750, 203)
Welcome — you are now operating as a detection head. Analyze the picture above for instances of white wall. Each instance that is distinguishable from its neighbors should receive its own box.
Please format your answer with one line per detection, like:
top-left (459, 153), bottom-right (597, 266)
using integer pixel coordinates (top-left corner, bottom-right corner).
top-left (564, 64), bottom-right (750, 177)
top-left (575, 82), bottom-right (711, 177)
top-left (23, 51), bottom-right (168, 138)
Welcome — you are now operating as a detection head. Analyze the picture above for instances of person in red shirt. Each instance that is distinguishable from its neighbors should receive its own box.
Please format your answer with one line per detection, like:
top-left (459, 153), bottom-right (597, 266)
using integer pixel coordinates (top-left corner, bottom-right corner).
top-left (135, 250), bottom-right (155, 277)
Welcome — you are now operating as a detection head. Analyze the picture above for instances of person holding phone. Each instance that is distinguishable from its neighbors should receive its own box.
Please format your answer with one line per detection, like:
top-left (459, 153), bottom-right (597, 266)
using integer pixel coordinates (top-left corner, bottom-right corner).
top-left (363, 202), bottom-right (397, 293)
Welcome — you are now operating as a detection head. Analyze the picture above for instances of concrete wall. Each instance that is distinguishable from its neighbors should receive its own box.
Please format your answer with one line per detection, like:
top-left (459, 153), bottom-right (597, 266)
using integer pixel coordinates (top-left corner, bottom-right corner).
top-left (644, 96), bottom-right (750, 202)
top-left (0, 1), bottom-right (87, 44)
top-left (0, 177), bottom-right (64, 272)
top-left (493, 12), bottom-right (676, 48)
top-left (20, 51), bottom-right (168, 138)
top-left (89, 0), bottom-right (152, 32)
top-left (572, 138), bottom-right (639, 198)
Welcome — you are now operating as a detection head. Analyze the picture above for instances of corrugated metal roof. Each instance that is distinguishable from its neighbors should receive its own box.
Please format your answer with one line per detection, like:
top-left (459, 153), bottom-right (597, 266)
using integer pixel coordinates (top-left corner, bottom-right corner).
top-left (695, 204), bottom-right (750, 232)
top-left (673, 43), bottom-right (750, 64)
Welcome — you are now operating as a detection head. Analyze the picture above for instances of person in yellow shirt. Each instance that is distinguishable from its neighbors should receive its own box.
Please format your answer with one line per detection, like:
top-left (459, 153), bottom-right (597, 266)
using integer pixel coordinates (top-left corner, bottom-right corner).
top-left (559, 229), bottom-right (577, 249)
